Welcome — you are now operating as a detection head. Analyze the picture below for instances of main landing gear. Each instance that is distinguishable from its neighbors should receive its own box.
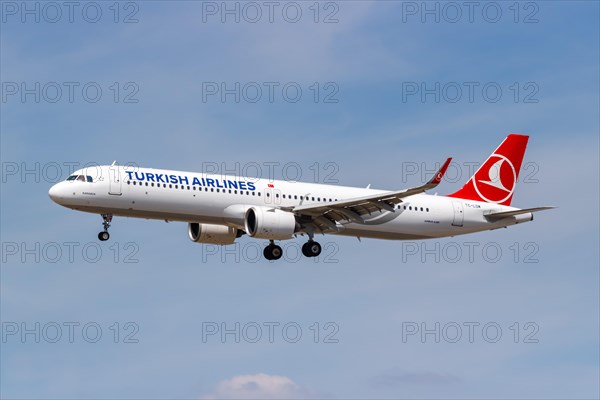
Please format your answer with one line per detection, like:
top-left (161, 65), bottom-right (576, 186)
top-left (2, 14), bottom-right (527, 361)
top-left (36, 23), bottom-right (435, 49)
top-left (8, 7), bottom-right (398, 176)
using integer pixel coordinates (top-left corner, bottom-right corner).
top-left (263, 241), bottom-right (283, 261)
top-left (263, 239), bottom-right (322, 260)
top-left (302, 240), bottom-right (322, 258)
top-left (98, 214), bottom-right (112, 241)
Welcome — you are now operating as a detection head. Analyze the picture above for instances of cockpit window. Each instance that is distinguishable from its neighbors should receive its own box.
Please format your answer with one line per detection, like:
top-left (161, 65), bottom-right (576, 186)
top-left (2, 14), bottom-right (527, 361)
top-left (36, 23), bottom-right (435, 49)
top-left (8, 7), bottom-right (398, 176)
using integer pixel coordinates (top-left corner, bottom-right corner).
top-left (66, 174), bottom-right (93, 182)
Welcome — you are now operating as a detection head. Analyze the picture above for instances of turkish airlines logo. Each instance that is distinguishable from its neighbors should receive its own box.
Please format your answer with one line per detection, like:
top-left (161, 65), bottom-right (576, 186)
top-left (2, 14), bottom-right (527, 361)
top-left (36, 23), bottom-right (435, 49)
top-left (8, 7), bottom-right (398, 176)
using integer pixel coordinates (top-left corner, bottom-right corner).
top-left (472, 154), bottom-right (517, 204)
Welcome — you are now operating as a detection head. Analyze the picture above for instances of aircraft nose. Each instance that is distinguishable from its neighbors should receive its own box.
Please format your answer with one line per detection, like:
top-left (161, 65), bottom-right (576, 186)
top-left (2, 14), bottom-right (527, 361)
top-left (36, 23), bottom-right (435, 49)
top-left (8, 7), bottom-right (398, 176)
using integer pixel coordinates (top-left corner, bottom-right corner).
top-left (48, 183), bottom-right (63, 203)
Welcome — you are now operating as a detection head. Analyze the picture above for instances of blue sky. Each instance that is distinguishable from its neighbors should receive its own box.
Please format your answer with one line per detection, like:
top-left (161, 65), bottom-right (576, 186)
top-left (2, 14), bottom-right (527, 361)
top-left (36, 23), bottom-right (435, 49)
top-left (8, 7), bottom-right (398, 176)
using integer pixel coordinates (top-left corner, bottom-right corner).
top-left (1, 1), bottom-right (599, 398)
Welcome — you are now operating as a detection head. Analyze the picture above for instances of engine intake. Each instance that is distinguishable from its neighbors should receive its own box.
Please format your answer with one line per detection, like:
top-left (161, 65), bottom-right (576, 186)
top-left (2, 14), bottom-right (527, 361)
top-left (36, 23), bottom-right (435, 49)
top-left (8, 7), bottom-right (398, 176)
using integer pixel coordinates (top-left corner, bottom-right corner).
top-left (188, 223), bottom-right (238, 245)
top-left (244, 207), bottom-right (297, 240)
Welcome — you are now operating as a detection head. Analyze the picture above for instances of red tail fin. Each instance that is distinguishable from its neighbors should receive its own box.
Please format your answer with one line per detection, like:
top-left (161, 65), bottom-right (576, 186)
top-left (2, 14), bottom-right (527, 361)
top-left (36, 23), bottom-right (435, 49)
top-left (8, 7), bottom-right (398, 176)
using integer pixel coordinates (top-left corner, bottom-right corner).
top-left (448, 134), bottom-right (529, 206)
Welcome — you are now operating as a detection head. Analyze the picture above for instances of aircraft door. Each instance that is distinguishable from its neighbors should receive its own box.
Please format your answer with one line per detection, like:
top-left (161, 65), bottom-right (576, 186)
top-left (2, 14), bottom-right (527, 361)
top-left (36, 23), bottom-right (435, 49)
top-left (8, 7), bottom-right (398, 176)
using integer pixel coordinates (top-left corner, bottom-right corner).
top-left (273, 189), bottom-right (281, 205)
top-left (108, 166), bottom-right (122, 195)
top-left (451, 201), bottom-right (464, 227)
top-left (263, 188), bottom-right (281, 205)
top-left (264, 188), bottom-right (272, 204)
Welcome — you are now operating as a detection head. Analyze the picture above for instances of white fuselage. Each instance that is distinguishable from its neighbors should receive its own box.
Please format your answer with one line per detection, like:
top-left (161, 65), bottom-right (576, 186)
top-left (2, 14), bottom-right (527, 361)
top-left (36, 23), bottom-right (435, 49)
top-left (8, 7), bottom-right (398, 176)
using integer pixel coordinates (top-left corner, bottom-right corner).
top-left (48, 165), bottom-right (532, 241)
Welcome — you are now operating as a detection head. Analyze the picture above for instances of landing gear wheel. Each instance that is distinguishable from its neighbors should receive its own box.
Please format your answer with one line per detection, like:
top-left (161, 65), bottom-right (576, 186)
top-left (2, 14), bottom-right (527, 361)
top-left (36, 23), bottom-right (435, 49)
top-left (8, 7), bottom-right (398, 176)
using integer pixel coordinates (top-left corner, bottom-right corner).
top-left (263, 246), bottom-right (273, 260)
top-left (302, 241), bottom-right (321, 257)
top-left (263, 244), bottom-right (283, 261)
top-left (98, 214), bottom-right (113, 241)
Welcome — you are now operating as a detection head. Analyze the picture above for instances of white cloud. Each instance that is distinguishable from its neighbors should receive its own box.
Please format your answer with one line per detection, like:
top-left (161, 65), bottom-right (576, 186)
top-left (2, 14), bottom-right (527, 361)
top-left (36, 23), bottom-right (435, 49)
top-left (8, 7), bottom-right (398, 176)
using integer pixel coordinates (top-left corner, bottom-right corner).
top-left (203, 373), bottom-right (317, 399)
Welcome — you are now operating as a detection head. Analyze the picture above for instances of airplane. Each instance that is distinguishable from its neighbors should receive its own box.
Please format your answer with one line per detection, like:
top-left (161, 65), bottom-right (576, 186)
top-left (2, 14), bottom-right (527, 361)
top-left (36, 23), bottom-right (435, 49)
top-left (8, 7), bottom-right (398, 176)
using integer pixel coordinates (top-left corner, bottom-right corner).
top-left (48, 134), bottom-right (554, 260)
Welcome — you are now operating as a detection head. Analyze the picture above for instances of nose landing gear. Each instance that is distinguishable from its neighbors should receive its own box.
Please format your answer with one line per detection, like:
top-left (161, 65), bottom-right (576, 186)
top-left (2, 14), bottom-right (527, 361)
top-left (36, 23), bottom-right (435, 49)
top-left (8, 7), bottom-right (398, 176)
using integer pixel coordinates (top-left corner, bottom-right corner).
top-left (98, 214), bottom-right (113, 241)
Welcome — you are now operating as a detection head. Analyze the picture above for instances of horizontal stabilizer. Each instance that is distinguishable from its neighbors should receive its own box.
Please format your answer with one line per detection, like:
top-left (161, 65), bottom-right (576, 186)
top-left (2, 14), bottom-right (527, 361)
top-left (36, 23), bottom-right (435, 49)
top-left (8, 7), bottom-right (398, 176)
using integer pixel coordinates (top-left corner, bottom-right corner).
top-left (484, 206), bottom-right (556, 220)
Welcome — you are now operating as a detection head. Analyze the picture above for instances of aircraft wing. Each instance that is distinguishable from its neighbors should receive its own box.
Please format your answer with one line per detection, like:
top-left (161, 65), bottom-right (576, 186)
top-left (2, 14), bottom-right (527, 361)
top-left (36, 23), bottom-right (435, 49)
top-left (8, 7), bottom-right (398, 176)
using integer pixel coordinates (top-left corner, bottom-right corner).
top-left (283, 158), bottom-right (452, 232)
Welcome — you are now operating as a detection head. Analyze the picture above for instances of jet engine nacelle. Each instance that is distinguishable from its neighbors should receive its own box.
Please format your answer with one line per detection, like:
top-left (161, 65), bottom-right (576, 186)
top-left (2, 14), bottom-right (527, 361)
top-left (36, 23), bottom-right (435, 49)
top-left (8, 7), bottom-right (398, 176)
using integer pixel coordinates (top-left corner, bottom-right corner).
top-left (188, 223), bottom-right (238, 245)
top-left (244, 206), bottom-right (298, 240)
